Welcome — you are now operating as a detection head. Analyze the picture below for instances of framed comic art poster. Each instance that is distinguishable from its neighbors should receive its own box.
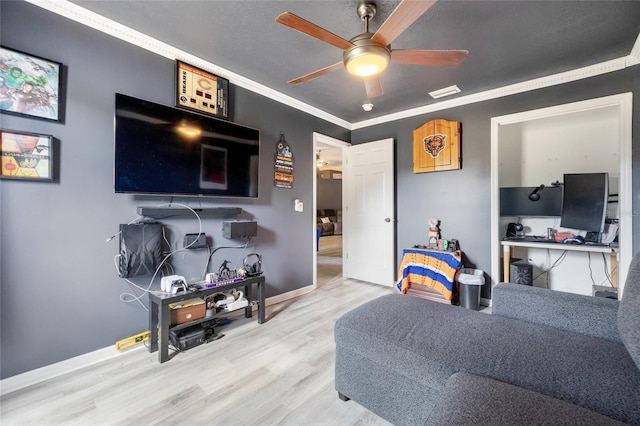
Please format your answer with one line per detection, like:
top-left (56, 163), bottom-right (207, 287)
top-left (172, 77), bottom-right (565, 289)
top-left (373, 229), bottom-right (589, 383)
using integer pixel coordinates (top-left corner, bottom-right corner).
top-left (0, 46), bottom-right (63, 122)
top-left (1, 129), bottom-right (54, 181)
top-left (175, 60), bottom-right (229, 119)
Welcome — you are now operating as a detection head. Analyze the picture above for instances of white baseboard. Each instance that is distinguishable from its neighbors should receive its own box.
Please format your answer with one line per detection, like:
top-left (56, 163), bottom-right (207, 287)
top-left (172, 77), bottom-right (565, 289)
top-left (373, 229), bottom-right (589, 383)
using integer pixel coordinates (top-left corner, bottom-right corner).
top-left (265, 284), bottom-right (315, 306)
top-left (0, 345), bottom-right (143, 396)
top-left (0, 283), bottom-right (315, 395)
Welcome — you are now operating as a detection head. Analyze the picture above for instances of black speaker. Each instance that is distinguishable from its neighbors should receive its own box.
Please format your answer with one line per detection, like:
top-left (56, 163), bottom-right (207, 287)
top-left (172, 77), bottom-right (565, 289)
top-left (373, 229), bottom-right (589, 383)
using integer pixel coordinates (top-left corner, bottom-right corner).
top-left (510, 261), bottom-right (533, 285)
top-left (506, 223), bottom-right (523, 237)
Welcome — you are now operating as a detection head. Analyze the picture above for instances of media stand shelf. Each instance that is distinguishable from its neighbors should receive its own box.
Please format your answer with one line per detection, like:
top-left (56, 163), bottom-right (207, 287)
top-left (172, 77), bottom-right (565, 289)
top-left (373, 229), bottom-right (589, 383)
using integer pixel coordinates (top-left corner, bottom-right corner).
top-left (169, 300), bottom-right (258, 333)
top-left (149, 275), bottom-right (265, 363)
top-left (137, 206), bottom-right (242, 218)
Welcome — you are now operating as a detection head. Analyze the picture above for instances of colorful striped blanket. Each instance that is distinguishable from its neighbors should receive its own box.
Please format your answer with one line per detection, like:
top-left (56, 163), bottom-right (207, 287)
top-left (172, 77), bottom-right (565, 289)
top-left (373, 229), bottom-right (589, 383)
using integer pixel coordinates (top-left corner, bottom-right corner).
top-left (396, 248), bottom-right (463, 300)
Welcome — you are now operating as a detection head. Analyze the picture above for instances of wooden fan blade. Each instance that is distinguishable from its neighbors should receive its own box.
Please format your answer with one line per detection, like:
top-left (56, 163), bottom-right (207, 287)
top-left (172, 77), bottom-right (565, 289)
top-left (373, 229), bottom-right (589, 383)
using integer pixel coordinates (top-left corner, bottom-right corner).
top-left (364, 76), bottom-right (383, 99)
top-left (288, 62), bottom-right (344, 85)
top-left (371, 0), bottom-right (437, 46)
top-left (391, 49), bottom-right (468, 66)
top-left (276, 12), bottom-right (353, 50)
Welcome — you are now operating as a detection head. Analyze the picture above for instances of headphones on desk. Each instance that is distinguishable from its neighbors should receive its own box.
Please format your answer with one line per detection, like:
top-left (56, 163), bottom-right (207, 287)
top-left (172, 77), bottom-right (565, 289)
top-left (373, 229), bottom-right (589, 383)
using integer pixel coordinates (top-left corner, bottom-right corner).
top-left (244, 253), bottom-right (262, 276)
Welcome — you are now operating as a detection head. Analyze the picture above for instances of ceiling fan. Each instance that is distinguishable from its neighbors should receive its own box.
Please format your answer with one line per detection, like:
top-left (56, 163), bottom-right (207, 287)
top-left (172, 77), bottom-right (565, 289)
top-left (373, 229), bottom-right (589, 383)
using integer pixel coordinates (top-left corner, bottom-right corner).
top-left (276, 0), bottom-right (468, 99)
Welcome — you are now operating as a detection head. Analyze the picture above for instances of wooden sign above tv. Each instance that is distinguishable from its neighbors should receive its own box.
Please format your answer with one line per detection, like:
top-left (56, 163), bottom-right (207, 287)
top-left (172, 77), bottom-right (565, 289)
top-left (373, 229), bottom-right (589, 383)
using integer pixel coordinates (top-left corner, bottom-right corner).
top-left (175, 60), bottom-right (229, 119)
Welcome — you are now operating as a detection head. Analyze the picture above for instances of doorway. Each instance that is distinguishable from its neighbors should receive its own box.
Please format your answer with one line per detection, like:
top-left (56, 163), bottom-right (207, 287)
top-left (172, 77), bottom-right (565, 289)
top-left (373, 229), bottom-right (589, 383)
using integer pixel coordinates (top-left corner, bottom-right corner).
top-left (490, 93), bottom-right (633, 295)
top-left (313, 133), bottom-right (349, 288)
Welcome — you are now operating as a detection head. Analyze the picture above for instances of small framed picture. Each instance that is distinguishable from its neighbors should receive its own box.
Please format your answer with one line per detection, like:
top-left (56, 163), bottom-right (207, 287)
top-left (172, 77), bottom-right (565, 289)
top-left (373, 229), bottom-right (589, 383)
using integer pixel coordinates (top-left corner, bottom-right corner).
top-left (0, 46), bottom-right (63, 122)
top-left (175, 60), bottom-right (229, 119)
top-left (1, 129), bottom-right (54, 181)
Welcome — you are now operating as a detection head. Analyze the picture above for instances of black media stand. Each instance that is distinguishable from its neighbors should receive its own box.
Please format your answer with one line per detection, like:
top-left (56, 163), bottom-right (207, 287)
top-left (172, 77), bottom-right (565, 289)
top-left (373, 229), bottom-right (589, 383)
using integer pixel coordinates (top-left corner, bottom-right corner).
top-left (148, 275), bottom-right (265, 363)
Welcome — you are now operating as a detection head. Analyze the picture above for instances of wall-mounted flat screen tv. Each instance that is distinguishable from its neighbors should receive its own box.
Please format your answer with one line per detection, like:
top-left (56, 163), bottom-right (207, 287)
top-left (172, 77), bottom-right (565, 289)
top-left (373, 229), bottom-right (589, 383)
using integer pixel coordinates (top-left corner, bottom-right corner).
top-left (114, 93), bottom-right (260, 198)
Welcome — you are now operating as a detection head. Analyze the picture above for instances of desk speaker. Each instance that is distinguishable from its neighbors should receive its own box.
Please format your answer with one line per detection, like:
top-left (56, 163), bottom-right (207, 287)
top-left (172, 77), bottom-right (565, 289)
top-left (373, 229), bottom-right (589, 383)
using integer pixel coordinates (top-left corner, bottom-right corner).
top-left (510, 261), bottom-right (533, 285)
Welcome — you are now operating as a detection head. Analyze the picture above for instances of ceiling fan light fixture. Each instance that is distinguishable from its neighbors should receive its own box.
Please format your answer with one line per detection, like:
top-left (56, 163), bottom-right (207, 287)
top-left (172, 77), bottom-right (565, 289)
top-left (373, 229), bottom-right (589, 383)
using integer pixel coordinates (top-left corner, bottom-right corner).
top-left (345, 50), bottom-right (389, 77)
top-left (429, 85), bottom-right (461, 99)
top-left (344, 34), bottom-right (391, 77)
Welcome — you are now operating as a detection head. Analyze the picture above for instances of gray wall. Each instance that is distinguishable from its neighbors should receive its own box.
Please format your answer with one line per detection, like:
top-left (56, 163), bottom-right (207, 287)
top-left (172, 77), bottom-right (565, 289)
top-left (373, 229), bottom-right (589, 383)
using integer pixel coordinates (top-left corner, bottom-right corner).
top-left (2, 1), bottom-right (638, 379)
top-left (352, 67), bottom-right (640, 299)
top-left (0, 2), bottom-right (348, 379)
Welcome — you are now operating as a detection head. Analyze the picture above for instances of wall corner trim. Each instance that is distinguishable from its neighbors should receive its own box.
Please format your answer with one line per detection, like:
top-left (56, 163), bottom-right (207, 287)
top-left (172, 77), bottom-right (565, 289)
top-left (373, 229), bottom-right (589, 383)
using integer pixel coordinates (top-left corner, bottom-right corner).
top-left (24, 0), bottom-right (352, 130)
top-left (26, 0), bottom-right (640, 132)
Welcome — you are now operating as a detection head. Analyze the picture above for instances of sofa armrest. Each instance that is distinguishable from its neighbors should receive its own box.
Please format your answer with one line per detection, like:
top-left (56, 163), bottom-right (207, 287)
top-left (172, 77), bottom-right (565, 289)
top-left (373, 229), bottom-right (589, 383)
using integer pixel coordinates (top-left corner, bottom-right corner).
top-left (492, 283), bottom-right (621, 343)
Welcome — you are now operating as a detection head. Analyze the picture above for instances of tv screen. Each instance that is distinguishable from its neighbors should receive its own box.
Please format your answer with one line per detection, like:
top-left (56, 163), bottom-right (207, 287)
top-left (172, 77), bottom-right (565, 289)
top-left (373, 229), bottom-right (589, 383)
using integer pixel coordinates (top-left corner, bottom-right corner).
top-left (560, 173), bottom-right (608, 232)
top-left (500, 186), bottom-right (562, 217)
top-left (114, 93), bottom-right (260, 198)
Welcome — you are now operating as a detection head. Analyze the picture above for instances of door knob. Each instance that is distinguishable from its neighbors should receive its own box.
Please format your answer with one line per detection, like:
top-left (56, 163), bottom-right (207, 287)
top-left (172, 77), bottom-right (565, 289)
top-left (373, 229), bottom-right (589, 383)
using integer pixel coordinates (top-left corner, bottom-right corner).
top-left (385, 217), bottom-right (391, 222)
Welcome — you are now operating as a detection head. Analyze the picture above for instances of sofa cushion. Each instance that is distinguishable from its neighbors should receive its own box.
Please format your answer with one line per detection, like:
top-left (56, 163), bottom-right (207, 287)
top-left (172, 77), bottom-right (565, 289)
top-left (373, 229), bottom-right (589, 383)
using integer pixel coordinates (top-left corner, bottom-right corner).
top-left (426, 372), bottom-right (626, 425)
top-left (493, 283), bottom-right (621, 343)
top-left (335, 294), bottom-right (640, 424)
top-left (619, 251), bottom-right (640, 370)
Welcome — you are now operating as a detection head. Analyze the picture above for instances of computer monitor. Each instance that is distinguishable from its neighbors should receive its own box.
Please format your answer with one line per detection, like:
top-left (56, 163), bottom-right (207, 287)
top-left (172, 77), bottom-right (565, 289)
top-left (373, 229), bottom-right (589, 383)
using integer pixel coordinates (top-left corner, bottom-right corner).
top-left (560, 173), bottom-right (608, 232)
top-left (500, 186), bottom-right (562, 217)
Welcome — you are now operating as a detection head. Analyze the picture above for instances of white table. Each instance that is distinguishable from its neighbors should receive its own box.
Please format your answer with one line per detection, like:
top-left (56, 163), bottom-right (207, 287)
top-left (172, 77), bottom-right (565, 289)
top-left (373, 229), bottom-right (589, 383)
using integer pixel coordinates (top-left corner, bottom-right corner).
top-left (501, 240), bottom-right (619, 287)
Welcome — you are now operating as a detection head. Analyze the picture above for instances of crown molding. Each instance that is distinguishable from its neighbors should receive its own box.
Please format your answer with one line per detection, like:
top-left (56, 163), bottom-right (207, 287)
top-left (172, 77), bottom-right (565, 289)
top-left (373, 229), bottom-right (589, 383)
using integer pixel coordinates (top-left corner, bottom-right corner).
top-left (25, 0), bottom-right (640, 132)
top-left (25, 0), bottom-right (352, 130)
top-left (627, 31), bottom-right (640, 66)
top-left (351, 56), bottom-right (636, 130)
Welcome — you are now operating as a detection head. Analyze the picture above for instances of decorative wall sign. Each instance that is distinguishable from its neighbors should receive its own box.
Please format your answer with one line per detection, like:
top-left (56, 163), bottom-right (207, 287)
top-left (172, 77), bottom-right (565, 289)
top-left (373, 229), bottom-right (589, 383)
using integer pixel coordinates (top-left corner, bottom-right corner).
top-left (1, 129), bottom-right (54, 181)
top-left (413, 119), bottom-right (461, 173)
top-left (274, 133), bottom-right (293, 188)
top-left (175, 60), bottom-right (229, 119)
top-left (0, 46), bottom-right (63, 121)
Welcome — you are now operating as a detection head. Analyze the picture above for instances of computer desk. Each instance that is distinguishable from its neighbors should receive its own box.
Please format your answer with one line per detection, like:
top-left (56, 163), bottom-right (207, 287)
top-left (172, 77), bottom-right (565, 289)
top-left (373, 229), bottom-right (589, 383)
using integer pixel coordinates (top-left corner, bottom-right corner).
top-left (501, 240), bottom-right (619, 287)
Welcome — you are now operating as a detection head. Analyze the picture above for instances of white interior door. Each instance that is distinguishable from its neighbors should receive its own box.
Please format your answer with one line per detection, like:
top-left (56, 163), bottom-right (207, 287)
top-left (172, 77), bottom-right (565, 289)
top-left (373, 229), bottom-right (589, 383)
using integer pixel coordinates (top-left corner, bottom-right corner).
top-left (343, 138), bottom-right (395, 286)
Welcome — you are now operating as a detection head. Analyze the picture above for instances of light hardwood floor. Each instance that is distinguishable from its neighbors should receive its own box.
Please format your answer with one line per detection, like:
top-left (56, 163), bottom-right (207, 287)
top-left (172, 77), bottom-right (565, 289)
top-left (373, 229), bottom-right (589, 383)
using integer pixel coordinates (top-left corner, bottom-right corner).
top-left (1, 254), bottom-right (396, 425)
top-left (317, 234), bottom-right (343, 287)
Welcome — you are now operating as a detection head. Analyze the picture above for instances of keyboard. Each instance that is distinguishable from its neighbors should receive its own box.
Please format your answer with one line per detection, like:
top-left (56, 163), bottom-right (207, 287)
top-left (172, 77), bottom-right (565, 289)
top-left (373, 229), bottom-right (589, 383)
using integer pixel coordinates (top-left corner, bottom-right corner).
top-left (503, 235), bottom-right (555, 243)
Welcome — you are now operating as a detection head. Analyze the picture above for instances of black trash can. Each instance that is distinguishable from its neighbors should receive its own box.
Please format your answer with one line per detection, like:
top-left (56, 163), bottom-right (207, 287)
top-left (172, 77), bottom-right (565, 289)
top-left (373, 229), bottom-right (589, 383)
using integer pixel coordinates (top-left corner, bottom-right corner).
top-left (457, 268), bottom-right (485, 310)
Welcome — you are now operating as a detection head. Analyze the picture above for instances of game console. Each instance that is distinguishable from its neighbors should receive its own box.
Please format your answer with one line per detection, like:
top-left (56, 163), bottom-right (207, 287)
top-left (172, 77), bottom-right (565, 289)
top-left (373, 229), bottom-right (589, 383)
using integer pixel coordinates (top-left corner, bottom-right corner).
top-left (169, 319), bottom-right (217, 351)
top-left (161, 275), bottom-right (187, 292)
top-left (211, 290), bottom-right (249, 312)
top-left (224, 294), bottom-right (249, 311)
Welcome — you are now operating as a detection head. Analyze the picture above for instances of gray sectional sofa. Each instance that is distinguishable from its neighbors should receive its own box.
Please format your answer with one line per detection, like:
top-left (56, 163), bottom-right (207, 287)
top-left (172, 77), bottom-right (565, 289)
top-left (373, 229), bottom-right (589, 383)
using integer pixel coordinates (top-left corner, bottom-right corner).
top-left (334, 251), bottom-right (640, 425)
